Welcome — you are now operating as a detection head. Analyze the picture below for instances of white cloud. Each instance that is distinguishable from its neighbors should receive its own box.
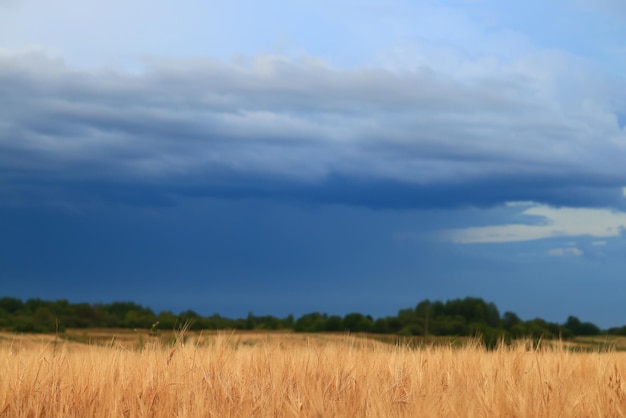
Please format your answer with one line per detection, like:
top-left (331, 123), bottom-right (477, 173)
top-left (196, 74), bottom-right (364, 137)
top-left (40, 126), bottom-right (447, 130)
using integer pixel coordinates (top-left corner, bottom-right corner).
top-left (505, 201), bottom-right (537, 207)
top-left (448, 203), bottom-right (626, 243)
top-left (592, 240), bottom-right (607, 246)
top-left (547, 247), bottom-right (583, 257)
top-left (0, 50), bottom-right (624, 184)
top-left (1, 0), bottom-right (626, 210)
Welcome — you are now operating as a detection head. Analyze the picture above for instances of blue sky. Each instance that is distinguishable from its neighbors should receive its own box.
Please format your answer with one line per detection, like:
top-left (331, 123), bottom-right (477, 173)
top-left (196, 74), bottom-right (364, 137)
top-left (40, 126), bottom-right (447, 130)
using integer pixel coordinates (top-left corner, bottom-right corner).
top-left (1, 0), bottom-right (626, 327)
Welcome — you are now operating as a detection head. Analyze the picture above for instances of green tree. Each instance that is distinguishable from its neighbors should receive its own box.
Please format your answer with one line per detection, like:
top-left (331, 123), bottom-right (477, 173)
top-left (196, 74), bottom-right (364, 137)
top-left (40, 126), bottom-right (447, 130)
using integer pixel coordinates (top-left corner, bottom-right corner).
top-left (294, 312), bottom-right (327, 332)
top-left (502, 311), bottom-right (521, 330)
top-left (563, 316), bottom-right (600, 336)
top-left (156, 311), bottom-right (178, 329)
top-left (258, 315), bottom-right (283, 330)
top-left (64, 302), bottom-right (98, 328)
top-left (372, 318), bottom-right (391, 334)
top-left (326, 315), bottom-right (343, 332)
top-left (34, 306), bottom-right (63, 332)
top-left (0, 297), bottom-right (23, 314)
top-left (343, 313), bottom-right (373, 333)
top-left (485, 302), bottom-right (501, 327)
top-left (24, 298), bottom-right (45, 314)
top-left (123, 309), bottom-right (156, 329)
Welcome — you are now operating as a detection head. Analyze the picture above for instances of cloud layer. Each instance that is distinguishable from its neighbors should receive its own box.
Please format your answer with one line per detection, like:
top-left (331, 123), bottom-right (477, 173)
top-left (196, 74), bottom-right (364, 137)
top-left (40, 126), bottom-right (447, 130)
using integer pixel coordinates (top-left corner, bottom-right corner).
top-left (448, 203), bottom-right (626, 243)
top-left (1, 49), bottom-right (625, 210)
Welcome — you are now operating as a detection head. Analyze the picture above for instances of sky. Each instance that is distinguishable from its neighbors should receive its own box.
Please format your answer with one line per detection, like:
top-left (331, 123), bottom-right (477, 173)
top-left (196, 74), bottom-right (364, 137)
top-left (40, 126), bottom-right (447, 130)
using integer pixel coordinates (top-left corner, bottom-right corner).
top-left (1, 0), bottom-right (626, 327)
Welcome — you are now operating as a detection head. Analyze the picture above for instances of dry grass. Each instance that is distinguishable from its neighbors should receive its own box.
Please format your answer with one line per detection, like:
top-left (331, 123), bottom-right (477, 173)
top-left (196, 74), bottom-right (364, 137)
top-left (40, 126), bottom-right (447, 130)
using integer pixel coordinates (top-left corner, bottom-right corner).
top-left (1, 331), bottom-right (626, 417)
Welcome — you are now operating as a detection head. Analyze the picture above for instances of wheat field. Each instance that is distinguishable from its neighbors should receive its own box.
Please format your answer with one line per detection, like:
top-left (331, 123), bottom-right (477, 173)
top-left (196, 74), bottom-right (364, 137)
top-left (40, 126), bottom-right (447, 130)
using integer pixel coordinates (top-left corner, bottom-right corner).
top-left (1, 331), bottom-right (626, 417)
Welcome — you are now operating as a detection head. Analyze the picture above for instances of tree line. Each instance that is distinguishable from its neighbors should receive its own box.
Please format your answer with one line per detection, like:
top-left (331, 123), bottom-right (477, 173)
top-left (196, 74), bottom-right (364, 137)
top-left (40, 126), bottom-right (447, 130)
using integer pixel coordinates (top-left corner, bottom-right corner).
top-left (1, 296), bottom-right (623, 342)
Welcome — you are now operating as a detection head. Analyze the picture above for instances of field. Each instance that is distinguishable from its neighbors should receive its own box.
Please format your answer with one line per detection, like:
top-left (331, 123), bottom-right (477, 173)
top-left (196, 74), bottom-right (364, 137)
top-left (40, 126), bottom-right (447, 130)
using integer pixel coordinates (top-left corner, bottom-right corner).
top-left (2, 330), bottom-right (626, 417)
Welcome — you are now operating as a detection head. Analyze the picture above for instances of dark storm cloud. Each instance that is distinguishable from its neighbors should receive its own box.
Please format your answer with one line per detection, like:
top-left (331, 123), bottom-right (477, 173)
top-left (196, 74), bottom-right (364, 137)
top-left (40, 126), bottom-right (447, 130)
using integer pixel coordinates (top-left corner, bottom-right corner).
top-left (1, 51), bottom-right (625, 210)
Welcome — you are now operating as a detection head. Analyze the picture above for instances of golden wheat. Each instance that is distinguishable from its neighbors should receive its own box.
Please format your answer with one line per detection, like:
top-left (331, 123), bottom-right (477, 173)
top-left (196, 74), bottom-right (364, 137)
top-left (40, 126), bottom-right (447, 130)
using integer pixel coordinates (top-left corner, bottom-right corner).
top-left (1, 332), bottom-right (626, 417)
